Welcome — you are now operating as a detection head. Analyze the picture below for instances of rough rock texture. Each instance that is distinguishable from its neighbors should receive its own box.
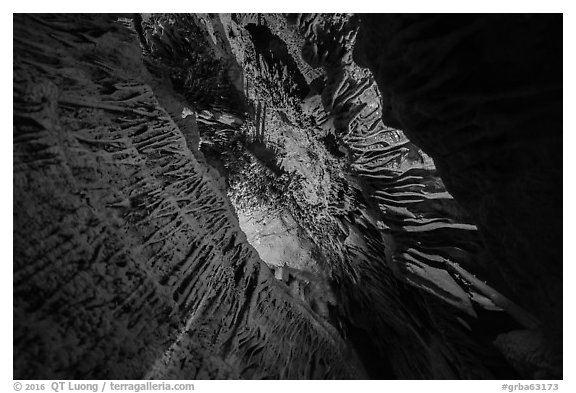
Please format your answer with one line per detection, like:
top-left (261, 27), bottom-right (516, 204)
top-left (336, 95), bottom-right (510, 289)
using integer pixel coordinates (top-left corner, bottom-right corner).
top-left (133, 13), bottom-right (545, 379)
top-left (14, 13), bottom-right (562, 380)
top-left (354, 14), bottom-right (562, 378)
top-left (13, 14), bottom-right (365, 380)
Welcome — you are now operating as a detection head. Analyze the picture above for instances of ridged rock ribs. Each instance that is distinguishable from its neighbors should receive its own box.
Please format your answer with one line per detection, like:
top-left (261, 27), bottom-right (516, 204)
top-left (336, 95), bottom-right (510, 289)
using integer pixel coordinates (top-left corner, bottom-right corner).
top-left (13, 14), bottom-right (364, 379)
top-left (13, 13), bottom-right (562, 379)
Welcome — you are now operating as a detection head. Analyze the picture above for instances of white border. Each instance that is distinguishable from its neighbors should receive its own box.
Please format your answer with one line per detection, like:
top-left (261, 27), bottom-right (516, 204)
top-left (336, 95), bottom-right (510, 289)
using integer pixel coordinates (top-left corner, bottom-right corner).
top-left (3, 4), bottom-right (572, 389)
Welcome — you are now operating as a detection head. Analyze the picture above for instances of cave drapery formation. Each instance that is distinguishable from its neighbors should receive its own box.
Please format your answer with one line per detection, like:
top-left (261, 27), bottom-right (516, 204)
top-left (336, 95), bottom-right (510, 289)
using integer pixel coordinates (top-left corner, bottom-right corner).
top-left (13, 14), bottom-right (562, 379)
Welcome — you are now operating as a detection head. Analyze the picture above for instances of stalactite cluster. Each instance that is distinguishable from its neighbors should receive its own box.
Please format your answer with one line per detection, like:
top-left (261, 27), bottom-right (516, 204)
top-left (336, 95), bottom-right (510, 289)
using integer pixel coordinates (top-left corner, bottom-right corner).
top-left (13, 13), bottom-right (561, 380)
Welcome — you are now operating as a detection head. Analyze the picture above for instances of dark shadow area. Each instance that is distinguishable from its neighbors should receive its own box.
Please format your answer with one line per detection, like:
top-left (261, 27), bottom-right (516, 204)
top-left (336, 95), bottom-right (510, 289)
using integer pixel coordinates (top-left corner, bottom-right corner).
top-left (245, 141), bottom-right (285, 176)
top-left (245, 23), bottom-right (310, 100)
top-left (354, 14), bottom-right (563, 377)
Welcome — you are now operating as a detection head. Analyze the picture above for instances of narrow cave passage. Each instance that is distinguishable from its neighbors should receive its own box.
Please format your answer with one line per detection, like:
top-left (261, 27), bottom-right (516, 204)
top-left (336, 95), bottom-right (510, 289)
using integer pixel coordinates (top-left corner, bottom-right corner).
top-left (12, 13), bottom-right (562, 380)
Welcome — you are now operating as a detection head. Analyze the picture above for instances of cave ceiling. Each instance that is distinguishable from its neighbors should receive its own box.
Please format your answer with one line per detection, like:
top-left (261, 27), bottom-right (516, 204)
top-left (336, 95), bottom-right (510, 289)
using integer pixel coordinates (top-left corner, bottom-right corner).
top-left (13, 13), bottom-right (562, 380)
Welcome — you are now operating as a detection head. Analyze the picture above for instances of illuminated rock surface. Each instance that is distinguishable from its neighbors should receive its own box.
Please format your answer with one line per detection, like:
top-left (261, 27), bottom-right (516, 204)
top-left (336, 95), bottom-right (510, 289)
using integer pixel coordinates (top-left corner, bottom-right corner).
top-left (13, 14), bottom-right (561, 379)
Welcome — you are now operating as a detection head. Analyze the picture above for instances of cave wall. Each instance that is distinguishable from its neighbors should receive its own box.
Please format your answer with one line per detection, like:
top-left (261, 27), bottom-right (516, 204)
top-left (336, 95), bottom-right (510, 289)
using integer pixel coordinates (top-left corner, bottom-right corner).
top-left (13, 13), bottom-right (562, 380)
top-left (244, 13), bottom-right (532, 379)
top-left (13, 14), bottom-right (365, 379)
top-left (138, 13), bottom-right (538, 379)
top-left (354, 14), bottom-right (563, 377)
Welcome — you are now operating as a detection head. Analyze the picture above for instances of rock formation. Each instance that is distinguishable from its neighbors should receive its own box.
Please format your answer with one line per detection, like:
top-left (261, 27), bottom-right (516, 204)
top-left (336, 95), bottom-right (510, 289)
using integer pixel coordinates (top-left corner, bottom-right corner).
top-left (354, 14), bottom-right (563, 378)
top-left (13, 13), bottom-right (562, 379)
